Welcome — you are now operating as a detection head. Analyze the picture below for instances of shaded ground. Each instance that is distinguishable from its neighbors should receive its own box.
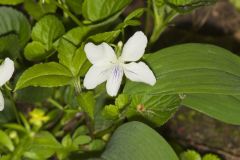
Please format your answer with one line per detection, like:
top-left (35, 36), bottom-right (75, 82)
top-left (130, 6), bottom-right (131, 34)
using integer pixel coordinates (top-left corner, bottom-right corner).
top-left (158, 0), bottom-right (240, 54)
top-left (164, 108), bottom-right (240, 160)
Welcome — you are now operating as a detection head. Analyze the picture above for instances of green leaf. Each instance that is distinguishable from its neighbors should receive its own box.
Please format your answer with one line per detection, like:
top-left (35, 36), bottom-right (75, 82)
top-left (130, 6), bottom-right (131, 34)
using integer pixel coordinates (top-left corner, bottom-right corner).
top-left (31, 15), bottom-right (65, 50)
top-left (24, 0), bottom-right (57, 20)
top-left (62, 134), bottom-right (73, 148)
top-left (59, 134), bottom-right (79, 159)
top-left (24, 131), bottom-right (62, 159)
top-left (102, 104), bottom-right (120, 119)
top-left (73, 125), bottom-right (89, 138)
top-left (180, 150), bottom-right (201, 160)
top-left (124, 8), bottom-right (144, 21)
top-left (116, 20), bottom-right (141, 29)
top-left (57, 38), bottom-right (86, 76)
top-left (124, 8), bottom-right (144, 22)
top-left (182, 94), bottom-right (240, 125)
top-left (0, 155), bottom-right (11, 160)
top-left (202, 154), bottom-right (221, 160)
top-left (73, 135), bottom-right (91, 145)
top-left (10, 136), bottom-right (32, 160)
top-left (164, 0), bottom-right (216, 12)
top-left (77, 91), bottom-right (96, 119)
top-left (3, 124), bottom-right (27, 133)
top-left (0, 98), bottom-right (16, 124)
top-left (63, 86), bottom-right (79, 108)
top-left (0, 130), bottom-right (14, 151)
top-left (0, 0), bottom-right (24, 5)
top-left (101, 121), bottom-right (179, 160)
top-left (15, 87), bottom-right (53, 103)
top-left (57, 38), bottom-right (76, 72)
top-left (63, 26), bottom-right (92, 46)
top-left (82, 0), bottom-right (132, 22)
top-left (85, 139), bottom-right (105, 151)
top-left (79, 60), bottom-right (91, 76)
top-left (126, 94), bottom-right (180, 126)
top-left (66, 0), bottom-right (83, 15)
top-left (115, 94), bottom-right (129, 109)
top-left (88, 30), bottom-right (121, 43)
top-left (88, 158), bottom-right (104, 160)
top-left (0, 7), bottom-right (31, 47)
top-left (24, 41), bottom-right (49, 61)
top-left (0, 34), bottom-right (20, 59)
top-left (15, 62), bottom-right (73, 90)
top-left (230, 0), bottom-right (240, 11)
top-left (124, 44), bottom-right (240, 96)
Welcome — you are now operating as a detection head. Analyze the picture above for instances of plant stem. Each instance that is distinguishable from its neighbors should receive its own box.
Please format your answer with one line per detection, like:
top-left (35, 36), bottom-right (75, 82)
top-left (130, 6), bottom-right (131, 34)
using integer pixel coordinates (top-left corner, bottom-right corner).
top-left (145, 0), bottom-right (152, 34)
top-left (52, 0), bottom-right (83, 26)
top-left (73, 78), bottom-right (82, 95)
top-left (4, 86), bottom-right (21, 124)
top-left (84, 112), bottom-right (94, 138)
top-left (47, 98), bottom-right (64, 110)
top-left (149, 0), bottom-right (178, 44)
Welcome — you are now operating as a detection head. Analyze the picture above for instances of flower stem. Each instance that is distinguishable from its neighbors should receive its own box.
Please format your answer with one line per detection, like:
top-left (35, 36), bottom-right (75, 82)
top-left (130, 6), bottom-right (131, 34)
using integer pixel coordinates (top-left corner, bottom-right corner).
top-left (73, 78), bottom-right (82, 95)
top-left (144, 0), bottom-right (152, 34)
top-left (4, 86), bottom-right (21, 124)
top-left (52, 0), bottom-right (83, 26)
top-left (47, 98), bottom-right (64, 110)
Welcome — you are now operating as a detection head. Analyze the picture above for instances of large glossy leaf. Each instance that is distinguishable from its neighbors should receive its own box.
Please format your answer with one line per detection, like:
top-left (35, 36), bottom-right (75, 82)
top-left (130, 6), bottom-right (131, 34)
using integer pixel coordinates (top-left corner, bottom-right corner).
top-left (124, 43), bottom-right (240, 96)
top-left (101, 121), bottom-right (179, 160)
top-left (0, 7), bottom-right (31, 47)
top-left (82, 0), bottom-right (132, 22)
top-left (182, 94), bottom-right (240, 125)
top-left (15, 62), bottom-right (73, 90)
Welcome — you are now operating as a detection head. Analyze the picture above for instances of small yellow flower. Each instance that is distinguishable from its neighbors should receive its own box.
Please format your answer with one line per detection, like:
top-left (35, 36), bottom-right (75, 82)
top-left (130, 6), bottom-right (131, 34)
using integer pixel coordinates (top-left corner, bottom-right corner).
top-left (29, 108), bottom-right (49, 127)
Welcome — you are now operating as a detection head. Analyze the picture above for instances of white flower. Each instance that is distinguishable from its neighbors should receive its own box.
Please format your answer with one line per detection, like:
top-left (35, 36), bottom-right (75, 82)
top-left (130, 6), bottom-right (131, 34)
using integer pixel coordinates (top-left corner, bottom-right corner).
top-left (83, 31), bottom-right (156, 96)
top-left (0, 58), bottom-right (14, 111)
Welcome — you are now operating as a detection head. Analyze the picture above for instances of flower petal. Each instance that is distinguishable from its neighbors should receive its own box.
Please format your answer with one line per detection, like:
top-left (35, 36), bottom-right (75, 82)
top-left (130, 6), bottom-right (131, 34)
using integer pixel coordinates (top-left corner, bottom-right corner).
top-left (120, 31), bottom-right (148, 62)
top-left (0, 91), bottom-right (4, 111)
top-left (0, 58), bottom-right (14, 86)
top-left (124, 62), bottom-right (156, 85)
top-left (106, 66), bottom-right (124, 97)
top-left (84, 42), bottom-right (117, 65)
top-left (83, 64), bottom-right (112, 89)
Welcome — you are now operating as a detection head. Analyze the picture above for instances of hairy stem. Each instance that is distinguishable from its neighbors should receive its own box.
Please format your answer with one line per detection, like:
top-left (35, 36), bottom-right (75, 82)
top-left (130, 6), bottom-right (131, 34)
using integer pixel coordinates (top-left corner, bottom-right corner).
top-left (47, 98), bottom-right (64, 110)
top-left (4, 86), bottom-right (21, 124)
top-left (52, 0), bottom-right (83, 26)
